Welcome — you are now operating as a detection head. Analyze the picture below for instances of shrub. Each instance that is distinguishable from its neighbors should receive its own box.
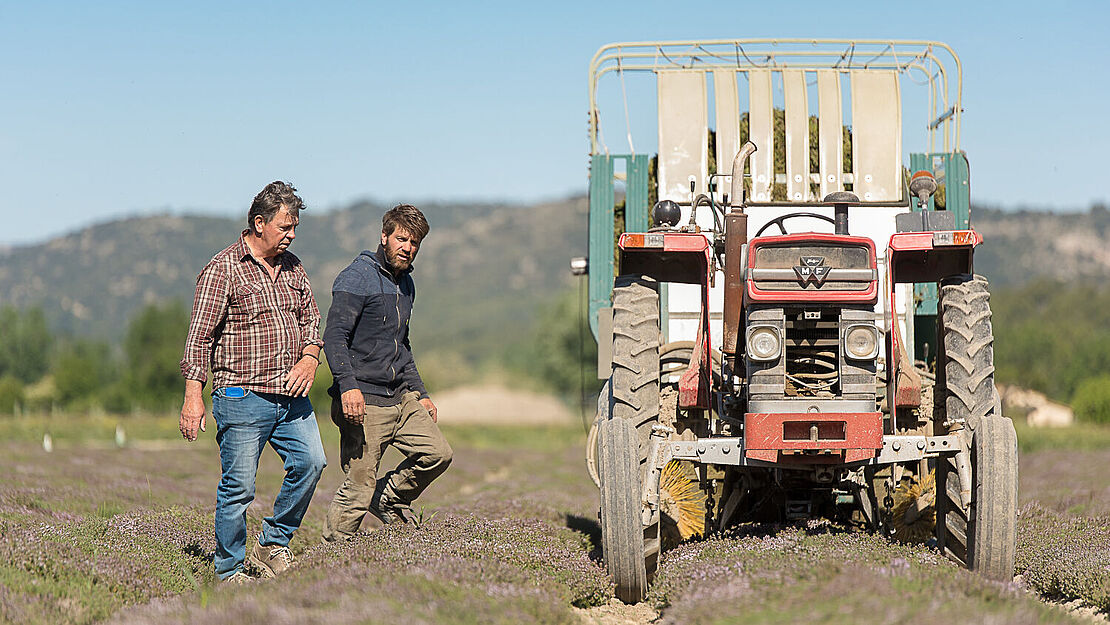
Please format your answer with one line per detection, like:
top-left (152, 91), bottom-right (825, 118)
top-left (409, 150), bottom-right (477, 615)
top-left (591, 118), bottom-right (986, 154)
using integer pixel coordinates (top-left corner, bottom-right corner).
top-left (1071, 375), bottom-right (1110, 425)
top-left (0, 376), bottom-right (24, 414)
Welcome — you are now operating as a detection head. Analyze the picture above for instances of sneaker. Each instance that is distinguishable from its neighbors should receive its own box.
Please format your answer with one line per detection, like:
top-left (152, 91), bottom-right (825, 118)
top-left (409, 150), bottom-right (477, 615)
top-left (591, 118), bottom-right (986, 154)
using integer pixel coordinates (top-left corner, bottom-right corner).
top-left (222, 570), bottom-right (254, 584)
top-left (368, 494), bottom-right (420, 528)
top-left (248, 541), bottom-right (295, 578)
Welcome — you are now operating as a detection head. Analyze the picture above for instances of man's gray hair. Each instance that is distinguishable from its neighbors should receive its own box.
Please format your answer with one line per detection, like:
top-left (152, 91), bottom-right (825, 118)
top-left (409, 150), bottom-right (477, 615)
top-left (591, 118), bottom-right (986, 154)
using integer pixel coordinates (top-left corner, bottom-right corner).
top-left (248, 181), bottom-right (305, 230)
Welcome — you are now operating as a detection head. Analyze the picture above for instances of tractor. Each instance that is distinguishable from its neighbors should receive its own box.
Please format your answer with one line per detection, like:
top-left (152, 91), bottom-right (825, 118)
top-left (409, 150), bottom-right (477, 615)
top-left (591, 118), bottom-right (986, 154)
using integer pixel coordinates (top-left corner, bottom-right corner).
top-left (576, 40), bottom-right (1018, 603)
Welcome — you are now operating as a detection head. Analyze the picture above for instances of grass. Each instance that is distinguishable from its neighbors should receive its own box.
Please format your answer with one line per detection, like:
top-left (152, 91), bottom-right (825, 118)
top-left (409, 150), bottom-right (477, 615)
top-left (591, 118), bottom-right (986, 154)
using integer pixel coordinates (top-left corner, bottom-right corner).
top-left (0, 414), bottom-right (589, 454)
top-left (439, 423), bottom-right (587, 452)
top-left (0, 418), bottom-right (600, 625)
top-left (1014, 420), bottom-right (1110, 453)
top-left (0, 413), bottom-right (184, 444)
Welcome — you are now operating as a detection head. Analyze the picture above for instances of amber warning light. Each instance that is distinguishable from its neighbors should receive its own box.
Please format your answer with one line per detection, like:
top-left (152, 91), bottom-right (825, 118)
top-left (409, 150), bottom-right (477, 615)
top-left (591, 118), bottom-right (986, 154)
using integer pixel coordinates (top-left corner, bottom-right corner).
top-left (932, 230), bottom-right (978, 246)
top-left (621, 233), bottom-right (665, 248)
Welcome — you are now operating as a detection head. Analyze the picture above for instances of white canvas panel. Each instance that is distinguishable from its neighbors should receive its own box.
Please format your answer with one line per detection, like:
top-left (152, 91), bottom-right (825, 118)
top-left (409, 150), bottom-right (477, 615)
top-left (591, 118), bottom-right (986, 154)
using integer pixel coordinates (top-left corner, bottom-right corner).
top-left (782, 69), bottom-right (811, 202)
top-left (657, 70), bottom-right (708, 202)
top-left (850, 70), bottom-right (902, 202)
top-left (713, 69), bottom-right (740, 181)
top-left (748, 69), bottom-right (774, 202)
top-left (817, 70), bottom-right (843, 199)
top-left (665, 317), bottom-right (725, 352)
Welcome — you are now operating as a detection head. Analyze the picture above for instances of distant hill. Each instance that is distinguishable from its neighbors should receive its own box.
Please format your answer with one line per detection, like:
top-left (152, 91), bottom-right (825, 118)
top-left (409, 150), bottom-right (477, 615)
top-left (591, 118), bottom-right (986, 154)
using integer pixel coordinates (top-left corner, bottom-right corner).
top-left (0, 197), bottom-right (589, 384)
top-left (0, 199), bottom-right (1103, 376)
top-left (973, 206), bottom-right (1110, 287)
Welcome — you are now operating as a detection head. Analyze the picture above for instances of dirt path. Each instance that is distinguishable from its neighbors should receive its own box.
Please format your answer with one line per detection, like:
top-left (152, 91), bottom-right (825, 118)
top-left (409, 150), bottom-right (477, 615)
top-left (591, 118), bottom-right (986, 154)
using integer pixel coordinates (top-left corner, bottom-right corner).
top-left (575, 599), bottom-right (660, 625)
top-left (433, 384), bottom-right (577, 425)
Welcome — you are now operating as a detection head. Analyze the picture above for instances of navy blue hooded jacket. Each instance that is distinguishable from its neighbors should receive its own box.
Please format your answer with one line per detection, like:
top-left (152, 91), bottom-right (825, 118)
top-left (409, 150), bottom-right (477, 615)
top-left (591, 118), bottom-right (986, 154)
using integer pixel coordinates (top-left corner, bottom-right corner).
top-left (323, 246), bottom-right (427, 403)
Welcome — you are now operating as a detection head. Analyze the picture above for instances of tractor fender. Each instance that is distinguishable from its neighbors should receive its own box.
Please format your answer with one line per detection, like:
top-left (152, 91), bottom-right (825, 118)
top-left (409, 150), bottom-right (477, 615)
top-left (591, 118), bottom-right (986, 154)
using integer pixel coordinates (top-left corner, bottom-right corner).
top-left (888, 230), bottom-right (983, 284)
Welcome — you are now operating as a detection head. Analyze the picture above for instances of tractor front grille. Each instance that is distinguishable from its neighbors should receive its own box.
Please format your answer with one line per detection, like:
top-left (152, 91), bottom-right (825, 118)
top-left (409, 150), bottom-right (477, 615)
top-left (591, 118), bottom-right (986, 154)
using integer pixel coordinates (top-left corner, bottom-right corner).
top-left (784, 310), bottom-right (839, 397)
top-left (746, 306), bottom-right (878, 402)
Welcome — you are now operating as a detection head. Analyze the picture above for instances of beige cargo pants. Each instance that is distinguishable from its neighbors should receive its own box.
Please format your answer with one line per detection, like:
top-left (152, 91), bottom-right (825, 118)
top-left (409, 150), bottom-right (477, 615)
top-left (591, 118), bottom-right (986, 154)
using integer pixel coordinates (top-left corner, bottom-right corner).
top-left (324, 391), bottom-right (452, 541)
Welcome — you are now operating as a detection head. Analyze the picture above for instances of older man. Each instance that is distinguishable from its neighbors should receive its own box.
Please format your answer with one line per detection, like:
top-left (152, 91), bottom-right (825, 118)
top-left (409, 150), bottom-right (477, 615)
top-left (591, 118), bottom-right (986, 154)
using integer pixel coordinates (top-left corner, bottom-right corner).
top-left (179, 181), bottom-right (327, 582)
top-left (323, 204), bottom-right (452, 541)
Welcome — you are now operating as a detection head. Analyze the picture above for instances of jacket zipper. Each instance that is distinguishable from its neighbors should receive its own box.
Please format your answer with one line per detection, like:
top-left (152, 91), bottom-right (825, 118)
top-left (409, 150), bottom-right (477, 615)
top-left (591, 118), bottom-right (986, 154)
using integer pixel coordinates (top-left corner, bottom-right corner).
top-left (376, 254), bottom-right (403, 386)
top-left (390, 274), bottom-right (400, 382)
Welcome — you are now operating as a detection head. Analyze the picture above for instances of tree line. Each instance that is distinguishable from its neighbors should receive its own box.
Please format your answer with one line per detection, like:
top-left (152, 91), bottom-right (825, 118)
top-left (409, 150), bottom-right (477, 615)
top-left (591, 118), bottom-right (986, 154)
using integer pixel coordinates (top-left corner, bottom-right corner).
top-left (3, 278), bottom-right (1109, 425)
top-left (0, 303), bottom-right (192, 414)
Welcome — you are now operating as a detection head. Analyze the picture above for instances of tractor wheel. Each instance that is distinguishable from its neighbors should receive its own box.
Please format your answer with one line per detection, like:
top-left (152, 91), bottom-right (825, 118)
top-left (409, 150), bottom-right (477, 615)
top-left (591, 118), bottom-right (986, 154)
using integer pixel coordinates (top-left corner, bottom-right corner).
top-left (934, 274), bottom-right (1018, 580)
top-left (598, 417), bottom-right (650, 603)
top-left (602, 276), bottom-right (662, 603)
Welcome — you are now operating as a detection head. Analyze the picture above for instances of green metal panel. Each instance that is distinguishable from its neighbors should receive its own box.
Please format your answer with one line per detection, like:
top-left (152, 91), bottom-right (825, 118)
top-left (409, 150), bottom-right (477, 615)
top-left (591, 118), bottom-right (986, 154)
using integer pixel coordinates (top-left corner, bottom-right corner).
top-left (907, 152), bottom-right (972, 362)
top-left (588, 154), bottom-right (651, 339)
top-left (625, 154), bottom-right (650, 233)
top-left (946, 152), bottom-right (971, 224)
top-left (588, 154), bottom-right (614, 338)
top-left (908, 152), bottom-right (970, 223)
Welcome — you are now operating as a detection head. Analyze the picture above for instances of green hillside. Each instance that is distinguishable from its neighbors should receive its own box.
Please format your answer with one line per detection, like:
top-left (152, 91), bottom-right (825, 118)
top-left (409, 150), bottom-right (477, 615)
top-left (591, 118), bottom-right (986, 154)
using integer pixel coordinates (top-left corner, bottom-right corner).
top-left (0, 197), bottom-right (587, 389)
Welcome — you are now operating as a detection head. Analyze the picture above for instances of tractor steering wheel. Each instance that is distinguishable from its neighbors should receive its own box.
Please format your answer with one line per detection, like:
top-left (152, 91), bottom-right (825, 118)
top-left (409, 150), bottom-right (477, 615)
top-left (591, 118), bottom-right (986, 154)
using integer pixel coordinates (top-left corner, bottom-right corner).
top-left (753, 212), bottom-right (837, 237)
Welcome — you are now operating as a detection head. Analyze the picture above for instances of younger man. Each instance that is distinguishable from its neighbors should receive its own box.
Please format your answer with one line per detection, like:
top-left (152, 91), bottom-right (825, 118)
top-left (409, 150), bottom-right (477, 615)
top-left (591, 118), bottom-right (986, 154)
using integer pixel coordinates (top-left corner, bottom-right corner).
top-left (323, 204), bottom-right (452, 540)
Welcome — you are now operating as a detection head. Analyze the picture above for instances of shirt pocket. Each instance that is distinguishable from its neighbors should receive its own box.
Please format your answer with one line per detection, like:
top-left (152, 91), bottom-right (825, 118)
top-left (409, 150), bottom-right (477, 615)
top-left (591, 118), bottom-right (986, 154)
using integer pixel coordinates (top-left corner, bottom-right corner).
top-left (284, 271), bottom-right (306, 295)
top-left (233, 281), bottom-right (267, 317)
top-left (279, 272), bottom-right (307, 313)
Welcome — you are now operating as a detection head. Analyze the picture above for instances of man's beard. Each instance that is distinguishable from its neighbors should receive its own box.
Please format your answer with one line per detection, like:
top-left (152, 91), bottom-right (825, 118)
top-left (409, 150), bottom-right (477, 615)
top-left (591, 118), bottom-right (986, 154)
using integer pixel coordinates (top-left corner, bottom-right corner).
top-left (385, 247), bottom-right (411, 271)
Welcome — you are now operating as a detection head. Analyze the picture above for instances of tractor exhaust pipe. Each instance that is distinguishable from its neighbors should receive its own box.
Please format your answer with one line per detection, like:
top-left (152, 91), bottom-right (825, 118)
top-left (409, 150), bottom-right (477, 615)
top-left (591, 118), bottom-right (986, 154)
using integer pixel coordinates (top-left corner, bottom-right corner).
top-left (722, 142), bottom-right (756, 359)
top-left (729, 141), bottom-right (758, 212)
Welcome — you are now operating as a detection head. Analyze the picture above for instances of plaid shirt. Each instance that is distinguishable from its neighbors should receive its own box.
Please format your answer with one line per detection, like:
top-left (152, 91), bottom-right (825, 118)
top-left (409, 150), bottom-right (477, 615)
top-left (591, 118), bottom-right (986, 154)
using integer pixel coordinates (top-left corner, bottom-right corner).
top-left (180, 231), bottom-right (323, 394)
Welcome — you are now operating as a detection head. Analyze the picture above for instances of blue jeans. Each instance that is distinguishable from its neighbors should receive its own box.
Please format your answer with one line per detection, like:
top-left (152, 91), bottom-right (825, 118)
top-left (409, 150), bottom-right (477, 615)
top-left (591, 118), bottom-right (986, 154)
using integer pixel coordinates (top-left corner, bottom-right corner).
top-left (212, 388), bottom-right (326, 579)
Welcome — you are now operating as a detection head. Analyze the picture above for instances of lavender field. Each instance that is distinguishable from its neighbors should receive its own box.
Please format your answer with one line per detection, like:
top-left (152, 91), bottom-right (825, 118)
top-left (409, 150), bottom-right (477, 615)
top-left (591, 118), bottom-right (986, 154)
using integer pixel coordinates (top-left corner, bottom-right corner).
top-left (1, 416), bottom-right (1108, 625)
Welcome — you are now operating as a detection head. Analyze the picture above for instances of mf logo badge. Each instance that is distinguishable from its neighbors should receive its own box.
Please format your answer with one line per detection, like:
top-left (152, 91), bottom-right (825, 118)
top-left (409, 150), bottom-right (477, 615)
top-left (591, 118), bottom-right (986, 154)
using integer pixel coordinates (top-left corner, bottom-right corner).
top-left (794, 256), bottom-right (830, 286)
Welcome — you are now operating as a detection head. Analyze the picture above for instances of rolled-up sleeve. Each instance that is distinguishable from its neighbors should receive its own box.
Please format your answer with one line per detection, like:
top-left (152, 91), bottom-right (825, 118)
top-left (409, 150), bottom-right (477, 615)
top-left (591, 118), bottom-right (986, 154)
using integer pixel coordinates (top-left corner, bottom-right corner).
top-left (297, 268), bottom-right (324, 350)
top-left (180, 261), bottom-right (229, 383)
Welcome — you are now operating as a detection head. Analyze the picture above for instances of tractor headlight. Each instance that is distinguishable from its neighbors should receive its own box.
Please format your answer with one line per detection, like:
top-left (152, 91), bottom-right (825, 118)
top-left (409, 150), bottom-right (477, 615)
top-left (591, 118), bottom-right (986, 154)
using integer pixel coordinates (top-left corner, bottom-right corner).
top-left (747, 326), bottom-right (782, 361)
top-left (844, 324), bottom-right (879, 360)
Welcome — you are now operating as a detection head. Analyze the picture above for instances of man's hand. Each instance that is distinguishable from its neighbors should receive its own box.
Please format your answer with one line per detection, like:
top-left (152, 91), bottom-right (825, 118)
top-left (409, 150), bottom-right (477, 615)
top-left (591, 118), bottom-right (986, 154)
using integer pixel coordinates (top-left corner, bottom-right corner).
top-left (284, 355), bottom-right (318, 397)
top-left (180, 380), bottom-right (207, 441)
top-left (341, 388), bottom-right (366, 425)
top-left (420, 397), bottom-right (438, 423)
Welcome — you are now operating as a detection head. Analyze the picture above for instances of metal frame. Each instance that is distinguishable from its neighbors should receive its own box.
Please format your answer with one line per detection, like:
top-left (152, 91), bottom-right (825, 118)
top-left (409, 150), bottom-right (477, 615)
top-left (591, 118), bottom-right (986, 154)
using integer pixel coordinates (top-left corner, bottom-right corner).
top-left (588, 39), bottom-right (963, 156)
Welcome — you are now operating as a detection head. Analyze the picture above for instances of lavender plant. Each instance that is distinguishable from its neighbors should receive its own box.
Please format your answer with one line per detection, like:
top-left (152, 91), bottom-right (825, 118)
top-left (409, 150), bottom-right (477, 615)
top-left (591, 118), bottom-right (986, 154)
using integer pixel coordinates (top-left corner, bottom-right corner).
top-left (1016, 503), bottom-right (1110, 611)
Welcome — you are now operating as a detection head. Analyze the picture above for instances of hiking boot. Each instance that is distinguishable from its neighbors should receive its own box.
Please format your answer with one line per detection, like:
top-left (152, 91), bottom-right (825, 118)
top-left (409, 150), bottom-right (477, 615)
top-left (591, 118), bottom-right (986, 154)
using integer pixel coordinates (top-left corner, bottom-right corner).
top-left (248, 541), bottom-right (295, 578)
top-left (368, 494), bottom-right (420, 528)
top-left (223, 570), bottom-right (255, 584)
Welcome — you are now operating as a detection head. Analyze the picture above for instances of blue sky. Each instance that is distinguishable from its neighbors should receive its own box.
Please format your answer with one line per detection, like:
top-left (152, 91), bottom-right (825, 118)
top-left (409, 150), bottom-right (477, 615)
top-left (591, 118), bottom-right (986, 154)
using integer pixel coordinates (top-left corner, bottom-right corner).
top-left (1, 0), bottom-right (1107, 245)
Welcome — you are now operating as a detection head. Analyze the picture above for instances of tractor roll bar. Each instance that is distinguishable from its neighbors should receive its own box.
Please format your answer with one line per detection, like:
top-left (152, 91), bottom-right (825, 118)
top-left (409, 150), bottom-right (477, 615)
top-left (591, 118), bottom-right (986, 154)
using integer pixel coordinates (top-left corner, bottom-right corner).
top-left (588, 39), bottom-right (963, 156)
